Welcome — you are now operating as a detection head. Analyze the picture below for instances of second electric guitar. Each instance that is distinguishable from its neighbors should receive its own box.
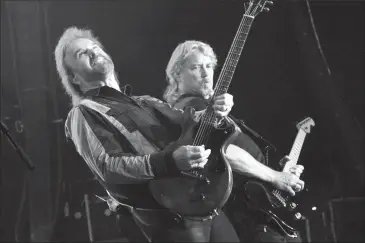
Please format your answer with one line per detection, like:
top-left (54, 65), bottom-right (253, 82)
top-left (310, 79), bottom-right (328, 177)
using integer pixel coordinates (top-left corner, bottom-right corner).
top-left (244, 117), bottom-right (315, 238)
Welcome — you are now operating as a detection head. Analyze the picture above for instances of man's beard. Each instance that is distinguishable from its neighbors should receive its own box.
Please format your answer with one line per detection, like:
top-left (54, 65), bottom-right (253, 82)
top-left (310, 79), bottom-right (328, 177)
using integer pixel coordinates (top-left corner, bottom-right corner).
top-left (186, 85), bottom-right (214, 100)
top-left (91, 56), bottom-right (114, 75)
top-left (83, 58), bottom-right (114, 82)
top-left (201, 86), bottom-right (214, 99)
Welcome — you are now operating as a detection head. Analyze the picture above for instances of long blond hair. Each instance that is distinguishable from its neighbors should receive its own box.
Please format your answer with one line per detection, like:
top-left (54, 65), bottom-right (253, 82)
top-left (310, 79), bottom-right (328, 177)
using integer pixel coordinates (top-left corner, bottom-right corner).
top-left (54, 26), bottom-right (104, 106)
top-left (163, 40), bottom-right (217, 105)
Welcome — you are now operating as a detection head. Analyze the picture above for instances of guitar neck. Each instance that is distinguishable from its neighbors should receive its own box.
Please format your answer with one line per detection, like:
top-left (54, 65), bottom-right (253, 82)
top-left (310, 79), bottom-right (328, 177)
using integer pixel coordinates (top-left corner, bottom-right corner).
top-left (193, 0), bottom-right (274, 146)
top-left (214, 15), bottom-right (255, 97)
top-left (283, 129), bottom-right (307, 172)
top-left (200, 15), bottom-right (255, 128)
top-left (194, 14), bottom-right (256, 144)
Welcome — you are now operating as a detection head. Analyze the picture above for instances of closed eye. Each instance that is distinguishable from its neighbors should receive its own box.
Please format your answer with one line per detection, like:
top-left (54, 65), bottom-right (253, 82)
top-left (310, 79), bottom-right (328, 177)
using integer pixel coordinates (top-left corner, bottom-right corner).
top-left (190, 65), bottom-right (200, 70)
top-left (75, 49), bottom-right (88, 59)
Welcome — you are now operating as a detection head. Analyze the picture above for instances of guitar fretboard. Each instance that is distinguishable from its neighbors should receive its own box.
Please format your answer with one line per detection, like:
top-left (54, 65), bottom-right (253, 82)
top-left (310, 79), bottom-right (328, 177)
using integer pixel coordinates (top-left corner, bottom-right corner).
top-left (215, 15), bottom-right (254, 96)
top-left (193, 14), bottom-right (256, 145)
top-left (200, 15), bottom-right (255, 129)
top-left (283, 129), bottom-right (307, 172)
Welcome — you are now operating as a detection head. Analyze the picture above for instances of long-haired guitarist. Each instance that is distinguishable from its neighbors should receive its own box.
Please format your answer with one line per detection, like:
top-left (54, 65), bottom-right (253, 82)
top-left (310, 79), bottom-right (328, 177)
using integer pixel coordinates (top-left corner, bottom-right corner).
top-left (55, 27), bottom-right (241, 242)
top-left (164, 40), bottom-right (305, 242)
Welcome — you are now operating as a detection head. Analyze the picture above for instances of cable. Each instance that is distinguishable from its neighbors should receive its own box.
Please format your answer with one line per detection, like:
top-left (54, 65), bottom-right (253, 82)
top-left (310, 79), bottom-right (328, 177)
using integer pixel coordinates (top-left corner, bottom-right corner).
top-left (304, 0), bottom-right (364, 132)
top-left (14, 173), bottom-right (29, 242)
top-left (304, 0), bottom-right (332, 76)
top-left (40, 2), bottom-right (64, 239)
top-left (5, 3), bottom-right (30, 241)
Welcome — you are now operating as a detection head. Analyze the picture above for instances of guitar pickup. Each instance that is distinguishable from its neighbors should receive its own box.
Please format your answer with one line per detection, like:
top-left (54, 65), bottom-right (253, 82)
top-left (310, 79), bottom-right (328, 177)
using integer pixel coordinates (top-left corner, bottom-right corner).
top-left (180, 171), bottom-right (211, 184)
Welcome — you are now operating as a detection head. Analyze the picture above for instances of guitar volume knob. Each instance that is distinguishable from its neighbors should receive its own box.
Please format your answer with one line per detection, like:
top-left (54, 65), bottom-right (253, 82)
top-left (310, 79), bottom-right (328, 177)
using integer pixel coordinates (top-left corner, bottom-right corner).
top-left (294, 212), bottom-right (302, 220)
top-left (289, 202), bottom-right (297, 209)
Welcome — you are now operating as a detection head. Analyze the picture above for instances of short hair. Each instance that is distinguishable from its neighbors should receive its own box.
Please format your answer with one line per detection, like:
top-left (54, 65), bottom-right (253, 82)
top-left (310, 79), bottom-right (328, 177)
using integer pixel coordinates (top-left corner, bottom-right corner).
top-left (54, 26), bottom-right (104, 106)
top-left (163, 40), bottom-right (217, 105)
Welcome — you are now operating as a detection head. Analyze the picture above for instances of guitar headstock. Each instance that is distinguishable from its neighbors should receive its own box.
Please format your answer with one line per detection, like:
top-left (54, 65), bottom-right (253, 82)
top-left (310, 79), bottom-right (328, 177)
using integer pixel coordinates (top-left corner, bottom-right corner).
top-left (296, 117), bottom-right (315, 134)
top-left (244, 0), bottom-right (275, 17)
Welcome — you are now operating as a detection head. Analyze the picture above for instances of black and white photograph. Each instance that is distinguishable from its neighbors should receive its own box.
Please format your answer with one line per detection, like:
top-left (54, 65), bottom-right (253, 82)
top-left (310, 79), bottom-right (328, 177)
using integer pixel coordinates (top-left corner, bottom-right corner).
top-left (1, 0), bottom-right (363, 242)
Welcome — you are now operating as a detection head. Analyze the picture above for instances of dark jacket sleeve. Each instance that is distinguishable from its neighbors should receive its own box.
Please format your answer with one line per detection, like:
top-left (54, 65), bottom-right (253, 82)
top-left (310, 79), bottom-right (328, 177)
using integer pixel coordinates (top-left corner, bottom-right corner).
top-left (64, 105), bottom-right (178, 185)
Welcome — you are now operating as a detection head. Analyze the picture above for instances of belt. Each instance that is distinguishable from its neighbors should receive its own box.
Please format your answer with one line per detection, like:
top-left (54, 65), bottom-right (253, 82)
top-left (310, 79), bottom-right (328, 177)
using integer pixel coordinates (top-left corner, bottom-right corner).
top-left (100, 191), bottom-right (221, 223)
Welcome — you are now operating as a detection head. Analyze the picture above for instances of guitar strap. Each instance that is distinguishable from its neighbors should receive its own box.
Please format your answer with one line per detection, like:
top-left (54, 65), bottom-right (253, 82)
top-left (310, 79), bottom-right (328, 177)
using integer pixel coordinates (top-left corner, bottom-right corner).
top-left (228, 116), bottom-right (276, 165)
top-left (175, 95), bottom-right (276, 164)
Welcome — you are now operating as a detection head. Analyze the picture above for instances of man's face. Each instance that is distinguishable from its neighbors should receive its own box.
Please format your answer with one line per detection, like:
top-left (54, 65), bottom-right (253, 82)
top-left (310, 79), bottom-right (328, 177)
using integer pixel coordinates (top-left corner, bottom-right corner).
top-left (64, 38), bottom-right (114, 83)
top-left (178, 50), bottom-right (214, 99)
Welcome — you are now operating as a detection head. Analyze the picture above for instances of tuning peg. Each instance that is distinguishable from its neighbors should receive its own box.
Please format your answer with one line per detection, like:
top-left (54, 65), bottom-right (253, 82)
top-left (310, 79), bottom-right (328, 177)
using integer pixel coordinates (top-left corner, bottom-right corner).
top-left (263, 7), bottom-right (270, 12)
top-left (266, 1), bottom-right (274, 5)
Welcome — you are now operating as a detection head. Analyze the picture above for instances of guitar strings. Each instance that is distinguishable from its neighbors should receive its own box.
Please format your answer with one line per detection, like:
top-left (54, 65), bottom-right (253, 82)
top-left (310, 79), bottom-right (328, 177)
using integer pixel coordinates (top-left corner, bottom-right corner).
top-left (203, 12), bottom-right (254, 131)
top-left (206, 5), bottom-right (258, 134)
top-left (194, 2), bottom-right (261, 146)
top-left (193, 7), bottom-right (255, 147)
top-left (193, 10), bottom-right (252, 146)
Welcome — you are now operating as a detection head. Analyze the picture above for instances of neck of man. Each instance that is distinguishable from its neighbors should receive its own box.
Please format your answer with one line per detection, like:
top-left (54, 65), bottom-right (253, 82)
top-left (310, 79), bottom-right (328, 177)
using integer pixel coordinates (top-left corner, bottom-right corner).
top-left (104, 72), bottom-right (121, 92)
top-left (80, 72), bottom-right (121, 93)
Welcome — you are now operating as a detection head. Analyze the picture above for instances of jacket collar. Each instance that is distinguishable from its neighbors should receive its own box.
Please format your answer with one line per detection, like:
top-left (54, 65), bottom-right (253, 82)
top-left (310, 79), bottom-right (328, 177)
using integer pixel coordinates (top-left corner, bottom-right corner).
top-left (84, 85), bottom-right (132, 99)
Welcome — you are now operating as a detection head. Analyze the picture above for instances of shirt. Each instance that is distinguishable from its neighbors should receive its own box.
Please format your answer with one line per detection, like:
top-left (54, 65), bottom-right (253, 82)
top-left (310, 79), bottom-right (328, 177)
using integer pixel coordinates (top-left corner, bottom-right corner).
top-left (65, 86), bottom-right (202, 208)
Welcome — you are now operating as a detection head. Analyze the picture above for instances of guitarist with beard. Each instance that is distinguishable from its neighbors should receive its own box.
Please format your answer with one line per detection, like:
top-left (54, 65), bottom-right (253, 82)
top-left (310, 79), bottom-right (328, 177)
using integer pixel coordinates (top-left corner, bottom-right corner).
top-left (163, 40), bottom-right (305, 242)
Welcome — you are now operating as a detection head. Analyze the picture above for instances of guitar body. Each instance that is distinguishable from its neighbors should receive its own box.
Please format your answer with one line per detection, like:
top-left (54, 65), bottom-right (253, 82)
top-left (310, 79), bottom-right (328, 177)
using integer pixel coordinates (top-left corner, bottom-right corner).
top-left (149, 108), bottom-right (235, 216)
top-left (242, 117), bottom-right (315, 238)
top-left (244, 180), bottom-right (301, 237)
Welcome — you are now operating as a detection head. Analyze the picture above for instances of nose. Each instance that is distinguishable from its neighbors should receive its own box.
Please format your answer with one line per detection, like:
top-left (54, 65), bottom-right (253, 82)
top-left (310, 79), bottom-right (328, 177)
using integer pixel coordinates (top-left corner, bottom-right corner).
top-left (86, 49), bottom-right (96, 59)
top-left (201, 67), bottom-right (208, 78)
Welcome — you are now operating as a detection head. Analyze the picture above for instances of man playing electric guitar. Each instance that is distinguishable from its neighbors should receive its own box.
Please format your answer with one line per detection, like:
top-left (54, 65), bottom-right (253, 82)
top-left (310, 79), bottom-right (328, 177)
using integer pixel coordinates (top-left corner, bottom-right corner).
top-left (56, 27), bottom-right (241, 242)
top-left (163, 40), bottom-right (305, 242)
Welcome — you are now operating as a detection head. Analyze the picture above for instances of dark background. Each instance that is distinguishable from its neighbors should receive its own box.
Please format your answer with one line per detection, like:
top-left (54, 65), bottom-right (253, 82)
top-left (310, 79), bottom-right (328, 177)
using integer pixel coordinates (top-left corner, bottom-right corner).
top-left (1, 0), bottom-right (363, 242)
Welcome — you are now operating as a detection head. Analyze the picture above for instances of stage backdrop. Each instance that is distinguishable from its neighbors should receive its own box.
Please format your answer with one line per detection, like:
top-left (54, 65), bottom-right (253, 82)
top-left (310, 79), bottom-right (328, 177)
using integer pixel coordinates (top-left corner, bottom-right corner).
top-left (1, 0), bottom-right (363, 241)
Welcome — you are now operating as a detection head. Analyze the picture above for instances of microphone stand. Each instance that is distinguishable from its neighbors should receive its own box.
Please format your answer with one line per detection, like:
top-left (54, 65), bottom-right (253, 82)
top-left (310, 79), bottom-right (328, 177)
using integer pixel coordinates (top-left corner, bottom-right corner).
top-left (0, 121), bottom-right (35, 171)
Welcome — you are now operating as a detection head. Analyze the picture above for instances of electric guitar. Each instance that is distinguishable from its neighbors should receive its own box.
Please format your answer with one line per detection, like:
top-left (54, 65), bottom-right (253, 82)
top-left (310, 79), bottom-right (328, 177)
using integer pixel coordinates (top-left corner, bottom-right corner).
top-left (149, 0), bottom-right (276, 217)
top-left (244, 117), bottom-right (315, 237)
